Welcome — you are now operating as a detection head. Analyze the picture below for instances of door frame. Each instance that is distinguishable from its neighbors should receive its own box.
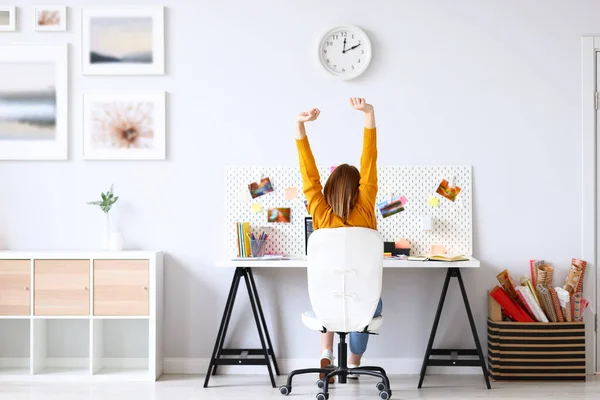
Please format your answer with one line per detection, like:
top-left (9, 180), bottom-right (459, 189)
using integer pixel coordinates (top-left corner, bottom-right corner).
top-left (581, 37), bottom-right (598, 374)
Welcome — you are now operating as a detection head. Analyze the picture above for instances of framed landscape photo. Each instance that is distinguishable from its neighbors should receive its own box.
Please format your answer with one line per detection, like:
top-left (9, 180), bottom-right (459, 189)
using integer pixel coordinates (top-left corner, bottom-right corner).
top-left (34, 6), bottom-right (67, 32)
top-left (0, 44), bottom-right (68, 160)
top-left (0, 6), bottom-right (16, 31)
top-left (81, 6), bottom-right (164, 75)
top-left (82, 92), bottom-right (166, 160)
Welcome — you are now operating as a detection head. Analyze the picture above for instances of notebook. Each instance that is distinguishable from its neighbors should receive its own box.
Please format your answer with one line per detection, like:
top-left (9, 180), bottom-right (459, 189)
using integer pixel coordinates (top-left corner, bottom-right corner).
top-left (408, 254), bottom-right (469, 262)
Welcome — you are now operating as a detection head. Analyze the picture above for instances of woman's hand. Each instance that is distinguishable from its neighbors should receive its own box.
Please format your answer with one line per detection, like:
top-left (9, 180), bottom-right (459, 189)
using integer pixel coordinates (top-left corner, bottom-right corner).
top-left (296, 108), bottom-right (320, 123)
top-left (349, 97), bottom-right (374, 114)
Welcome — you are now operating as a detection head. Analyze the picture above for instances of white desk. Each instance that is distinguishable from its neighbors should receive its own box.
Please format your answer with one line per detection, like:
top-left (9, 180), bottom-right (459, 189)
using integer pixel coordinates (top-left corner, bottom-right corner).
top-left (217, 257), bottom-right (480, 269)
top-left (206, 256), bottom-right (490, 390)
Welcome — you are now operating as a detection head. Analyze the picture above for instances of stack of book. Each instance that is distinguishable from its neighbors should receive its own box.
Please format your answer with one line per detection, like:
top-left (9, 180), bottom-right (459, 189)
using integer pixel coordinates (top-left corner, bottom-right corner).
top-left (489, 259), bottom-right (588, 323)
top-left (235, 222), bottom-right (251, 257)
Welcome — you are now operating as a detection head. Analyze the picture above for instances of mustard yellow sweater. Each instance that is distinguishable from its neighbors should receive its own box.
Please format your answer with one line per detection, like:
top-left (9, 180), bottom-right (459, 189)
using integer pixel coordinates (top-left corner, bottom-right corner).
top-left (296, 128), bottom-right (378, 230)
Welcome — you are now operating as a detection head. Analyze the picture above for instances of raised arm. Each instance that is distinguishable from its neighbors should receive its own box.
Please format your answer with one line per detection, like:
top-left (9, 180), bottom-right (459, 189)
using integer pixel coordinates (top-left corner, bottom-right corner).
top-left (350, 98), bottom-right (378, 206)
top-left (296, 109), bottom-right (328, 218)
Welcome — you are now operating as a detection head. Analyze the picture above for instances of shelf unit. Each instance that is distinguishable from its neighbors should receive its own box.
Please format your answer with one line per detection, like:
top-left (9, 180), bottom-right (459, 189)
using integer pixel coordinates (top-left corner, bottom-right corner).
top-left (0, 251), bottom-right (163, 382)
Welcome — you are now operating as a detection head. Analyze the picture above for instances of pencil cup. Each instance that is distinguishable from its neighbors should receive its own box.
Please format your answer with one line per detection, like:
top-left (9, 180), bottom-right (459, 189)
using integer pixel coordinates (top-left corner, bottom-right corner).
top-left (250, 239), bottom-right (267, 257)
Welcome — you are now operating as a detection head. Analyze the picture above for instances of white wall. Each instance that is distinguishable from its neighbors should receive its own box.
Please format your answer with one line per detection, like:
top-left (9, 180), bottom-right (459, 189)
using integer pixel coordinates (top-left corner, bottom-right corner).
top-left (0, 0), bottom-right (596, 371)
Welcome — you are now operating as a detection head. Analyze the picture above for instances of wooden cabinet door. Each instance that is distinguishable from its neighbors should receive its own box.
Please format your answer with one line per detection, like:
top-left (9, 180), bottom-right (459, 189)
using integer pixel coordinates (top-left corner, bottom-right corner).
top-left (0, 260), bottom-right (31, 316)
top-left (93, 260), bottom-right (149, 316)
top-left (34, 260), bottom-right (90, 316)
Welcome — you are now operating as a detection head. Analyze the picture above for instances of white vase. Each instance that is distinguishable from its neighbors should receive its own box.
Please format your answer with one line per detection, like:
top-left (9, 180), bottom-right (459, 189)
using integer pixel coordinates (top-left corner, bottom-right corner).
top-left (103, 213), bottom-right (111, 250)
top-left (109, 232), bottom-right (123, 251)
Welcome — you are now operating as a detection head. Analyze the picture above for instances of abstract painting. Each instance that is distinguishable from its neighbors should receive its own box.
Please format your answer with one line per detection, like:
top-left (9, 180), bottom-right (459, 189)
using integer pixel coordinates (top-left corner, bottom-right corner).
top-left (83, 92), bottom-right (166, 160)
top-left (34, 6), bottom-right (67, 31)
top-left (0, 44), bottom-right (68, 160)
top-left (0, 6), bottom-right (16, 31)
top-left (0, 63), bottom-right (56, 141)
top-left (82, 7), bottom-right (164, 75)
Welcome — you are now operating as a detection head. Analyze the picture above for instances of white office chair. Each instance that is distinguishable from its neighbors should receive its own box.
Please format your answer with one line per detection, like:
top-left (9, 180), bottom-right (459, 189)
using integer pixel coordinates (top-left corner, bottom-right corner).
top-left (279, 227), bottom-right (391, 400)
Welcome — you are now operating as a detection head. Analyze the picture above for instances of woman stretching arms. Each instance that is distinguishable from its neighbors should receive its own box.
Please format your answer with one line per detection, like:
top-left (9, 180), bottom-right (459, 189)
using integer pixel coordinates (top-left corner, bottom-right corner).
top-left (295, 98), bottom-right (382, 382)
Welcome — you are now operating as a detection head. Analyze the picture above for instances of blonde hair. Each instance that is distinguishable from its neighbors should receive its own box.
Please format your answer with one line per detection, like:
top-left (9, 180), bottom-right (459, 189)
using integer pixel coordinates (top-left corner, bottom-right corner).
top-left (324, 164), bottom-right (360, 221)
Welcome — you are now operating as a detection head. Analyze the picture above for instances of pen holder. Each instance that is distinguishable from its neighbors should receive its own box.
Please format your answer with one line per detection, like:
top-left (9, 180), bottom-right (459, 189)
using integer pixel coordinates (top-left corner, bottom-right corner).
top-left (250, 239), bottom-right (267, 258)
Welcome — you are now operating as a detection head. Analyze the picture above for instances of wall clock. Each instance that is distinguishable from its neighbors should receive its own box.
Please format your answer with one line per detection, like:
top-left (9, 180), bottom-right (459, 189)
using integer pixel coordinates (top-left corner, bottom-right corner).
top-left (318, 25), bottom-right (372, 80)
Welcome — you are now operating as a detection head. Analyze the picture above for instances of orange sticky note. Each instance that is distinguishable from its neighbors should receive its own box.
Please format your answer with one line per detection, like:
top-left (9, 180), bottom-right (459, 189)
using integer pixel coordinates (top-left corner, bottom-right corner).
top-left (285, 187), bottom-right (298, 200)
top-left (251, 203), bottom-right (262, 213)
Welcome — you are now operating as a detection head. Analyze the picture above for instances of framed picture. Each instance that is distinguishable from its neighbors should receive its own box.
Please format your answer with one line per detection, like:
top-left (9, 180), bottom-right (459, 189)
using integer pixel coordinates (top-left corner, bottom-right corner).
top-left (0, 44), bottom-right (68, 160)
top-left (0, 6), bottom-right (16, 31)
top-left (82, 92), bottom-right (166, 160)
top-left (81, 6), bottom-right (164, 75)
top-left (34, 6), bottom-right (67, 31)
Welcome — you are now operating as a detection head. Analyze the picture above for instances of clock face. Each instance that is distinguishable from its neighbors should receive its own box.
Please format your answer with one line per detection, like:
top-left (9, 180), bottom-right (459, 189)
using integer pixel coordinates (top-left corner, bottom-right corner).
top-left (318, 26), bottom-right (371, 80)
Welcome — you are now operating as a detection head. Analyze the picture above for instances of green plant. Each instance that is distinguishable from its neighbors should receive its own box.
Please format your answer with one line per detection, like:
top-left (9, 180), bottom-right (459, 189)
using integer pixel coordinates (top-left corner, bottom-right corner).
top-left (88, 185), bottom-right (119, 213)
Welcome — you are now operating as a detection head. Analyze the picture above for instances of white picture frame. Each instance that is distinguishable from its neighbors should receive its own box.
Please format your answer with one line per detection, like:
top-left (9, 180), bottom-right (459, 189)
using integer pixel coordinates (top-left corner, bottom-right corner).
top-left (0, 44), bottom-right (68, 160)
top-left (82, 92), bottom-right (166, 160)
top-left (34, 6), bottom-right (67, 32)
top-left (0, 6), bottom-right (16, 31)
top-left (81, 6), bottom-right (164, 75)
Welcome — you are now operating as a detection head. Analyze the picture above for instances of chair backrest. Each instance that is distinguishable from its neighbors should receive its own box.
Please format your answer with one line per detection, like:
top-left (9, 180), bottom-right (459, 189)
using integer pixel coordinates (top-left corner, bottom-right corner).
top-left (307, 227), bottom-right (383, 333)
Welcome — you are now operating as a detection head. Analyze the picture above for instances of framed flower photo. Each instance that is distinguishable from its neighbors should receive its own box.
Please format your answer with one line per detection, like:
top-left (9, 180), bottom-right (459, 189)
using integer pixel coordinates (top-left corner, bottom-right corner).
top-left (34, 6), bottom-right (67, 31)
top-left (81, 6), bottom-right (164, 75)
top-left (0, 6), bottom-right (16, 31)
top-left (82, 92), bottom-right (166, 160)
top-left (0, 44), bottom-right (68, 160)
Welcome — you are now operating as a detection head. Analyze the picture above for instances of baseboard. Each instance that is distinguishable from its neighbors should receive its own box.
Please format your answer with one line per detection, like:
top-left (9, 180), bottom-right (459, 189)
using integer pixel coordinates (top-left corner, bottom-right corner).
top-left (163, 357), bottom-right (482, 375)
top-left (0, 357), bottom-right (29, 368)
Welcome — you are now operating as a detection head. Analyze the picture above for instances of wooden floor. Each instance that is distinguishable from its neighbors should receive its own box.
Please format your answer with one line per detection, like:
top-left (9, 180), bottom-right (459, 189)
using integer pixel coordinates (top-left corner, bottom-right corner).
top-left (0, 374), bottom-right (598, 399)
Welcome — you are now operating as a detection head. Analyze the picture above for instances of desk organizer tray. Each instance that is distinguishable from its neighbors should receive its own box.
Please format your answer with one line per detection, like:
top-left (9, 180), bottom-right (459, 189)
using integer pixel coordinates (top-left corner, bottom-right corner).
top-left (487, 319), bottom-right (585, 381)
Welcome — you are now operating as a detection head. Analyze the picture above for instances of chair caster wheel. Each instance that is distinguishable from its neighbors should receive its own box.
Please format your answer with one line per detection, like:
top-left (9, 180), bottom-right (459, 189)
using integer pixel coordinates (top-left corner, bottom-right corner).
top-left (376, 381), bottom-right (386, 391)
top-left (279, 385), bottom-right (291, 395)
top-left (316, 392), bottom-right (329, 400)
top-left (316, 379), bottom-right (325, 389)
top-left (379, 389), bottom-right (392, 399)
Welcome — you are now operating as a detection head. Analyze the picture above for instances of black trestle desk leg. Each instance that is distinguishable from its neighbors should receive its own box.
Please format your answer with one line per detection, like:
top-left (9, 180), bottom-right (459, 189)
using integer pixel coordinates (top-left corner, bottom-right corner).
top-left (247, 268), bottom-right (280, 376)
top-left (456, 268), bottom-right (491, 389)
top-left (211, 267), bottom-right (243, 377)
top-left (204, 267), bottom-right (243, 388)
top-left (418, 267), bottom-right (452, 389)
top-left (243, 268), bottom-right (277, 388)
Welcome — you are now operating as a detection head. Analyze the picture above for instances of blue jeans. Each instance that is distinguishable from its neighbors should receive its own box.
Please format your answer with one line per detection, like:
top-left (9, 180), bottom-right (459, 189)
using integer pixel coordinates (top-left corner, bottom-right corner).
top-left (349, 298), bottom-right (383, 355)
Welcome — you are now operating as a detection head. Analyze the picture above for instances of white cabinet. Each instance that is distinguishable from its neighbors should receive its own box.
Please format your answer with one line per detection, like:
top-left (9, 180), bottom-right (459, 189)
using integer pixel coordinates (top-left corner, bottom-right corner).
top-left (0, 251), bottom-right (163, 382)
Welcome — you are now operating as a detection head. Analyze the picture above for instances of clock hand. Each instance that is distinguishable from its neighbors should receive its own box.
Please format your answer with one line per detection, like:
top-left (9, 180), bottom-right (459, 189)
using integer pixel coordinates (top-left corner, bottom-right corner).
top-left (343, 38), bottom-right (347, 53)
top-left (346, 43), bottom-right (361, 52)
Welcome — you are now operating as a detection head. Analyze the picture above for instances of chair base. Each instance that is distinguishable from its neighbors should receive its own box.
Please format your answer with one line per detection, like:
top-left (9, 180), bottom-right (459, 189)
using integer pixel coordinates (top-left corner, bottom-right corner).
top-left (280, 333), bottom-right (392, 399)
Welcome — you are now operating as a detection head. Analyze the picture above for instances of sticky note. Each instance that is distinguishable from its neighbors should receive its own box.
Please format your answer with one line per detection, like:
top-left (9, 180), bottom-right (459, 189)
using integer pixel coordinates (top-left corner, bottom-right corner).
top-left (285, 187), bottom-right (298, 200)
top-left (330, 166), bottom-right (337, 174)
top-left (400, 196), bottom-right (408, 206)
top-left (251, 203), bottom-right (262, 213)
top-left (428, 196), bottom-right (439, 207)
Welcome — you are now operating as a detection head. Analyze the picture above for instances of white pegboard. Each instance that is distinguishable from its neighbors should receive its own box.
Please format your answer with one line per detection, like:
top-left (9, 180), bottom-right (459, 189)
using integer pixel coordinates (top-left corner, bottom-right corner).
top-left (225, 165), bottom-right (472, 257)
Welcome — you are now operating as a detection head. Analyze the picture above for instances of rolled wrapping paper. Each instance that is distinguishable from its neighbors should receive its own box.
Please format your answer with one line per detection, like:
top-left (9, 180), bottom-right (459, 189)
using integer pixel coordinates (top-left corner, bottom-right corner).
top-left (520, 277), bottom-right (541, 306)
top-left (541, 264), bottom-right (554, 287)
top-left (555, 287), bottom-right (572, 322)
top-left (549, 287), bottom-right (564, 322)
top-left (516, 286), bottom-right (548, 322)
top-left (536, 268), bottom-right (547, 287)
top-left (496, 269), bottom-right (519, 300)
top-left (563, 259), bottom-right (587, 296)
top-left (572, 293), bottom-right (582, 322)
top-left (563, 264), bottom-right (583, 296)
top-left (573, 259), bottom-right (587, 294)
top-left (563, 301), bottom-right (572, 322)
top-left (537, 284), bottom-right (557, 322)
